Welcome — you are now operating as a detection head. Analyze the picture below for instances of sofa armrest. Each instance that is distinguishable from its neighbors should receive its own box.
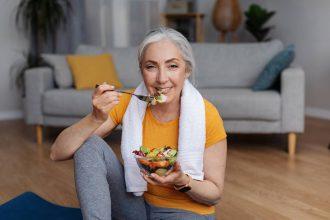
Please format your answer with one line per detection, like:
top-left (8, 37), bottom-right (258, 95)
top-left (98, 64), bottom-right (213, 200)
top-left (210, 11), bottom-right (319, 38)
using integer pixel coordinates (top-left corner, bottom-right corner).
top-left (23, 67), bottom-right (55, 125)
top-left (281, 66), bottom-right (305, 132)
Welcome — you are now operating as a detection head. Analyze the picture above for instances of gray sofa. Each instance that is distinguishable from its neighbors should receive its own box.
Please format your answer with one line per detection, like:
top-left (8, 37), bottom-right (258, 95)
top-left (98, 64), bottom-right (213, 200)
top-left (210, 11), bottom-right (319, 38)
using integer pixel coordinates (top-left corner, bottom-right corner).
top-left (23, 40), bottom-right (305, 154)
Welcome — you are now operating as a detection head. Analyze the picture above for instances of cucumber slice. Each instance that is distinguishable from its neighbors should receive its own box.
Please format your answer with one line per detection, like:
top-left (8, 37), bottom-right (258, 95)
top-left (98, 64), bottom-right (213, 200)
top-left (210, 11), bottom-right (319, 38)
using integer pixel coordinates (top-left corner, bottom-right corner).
top-left (147, 148), bottom-right (160, 158)
top-left (168, 157), bottom-right (177, 165)
top-left (140, 146), bottom-right (150, 154)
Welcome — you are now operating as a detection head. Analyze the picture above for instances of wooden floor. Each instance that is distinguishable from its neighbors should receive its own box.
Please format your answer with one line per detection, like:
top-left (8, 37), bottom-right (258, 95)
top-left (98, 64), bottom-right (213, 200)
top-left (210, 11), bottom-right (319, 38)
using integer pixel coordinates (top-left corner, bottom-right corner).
top-left (0, 117), bottom-right (329, 219)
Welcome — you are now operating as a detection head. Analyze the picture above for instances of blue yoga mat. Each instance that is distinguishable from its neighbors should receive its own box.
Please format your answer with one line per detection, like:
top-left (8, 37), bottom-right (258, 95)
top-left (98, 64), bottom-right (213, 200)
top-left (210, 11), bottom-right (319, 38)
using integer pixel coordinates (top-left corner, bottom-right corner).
top-left (0, 192), bottom-right (82, 220)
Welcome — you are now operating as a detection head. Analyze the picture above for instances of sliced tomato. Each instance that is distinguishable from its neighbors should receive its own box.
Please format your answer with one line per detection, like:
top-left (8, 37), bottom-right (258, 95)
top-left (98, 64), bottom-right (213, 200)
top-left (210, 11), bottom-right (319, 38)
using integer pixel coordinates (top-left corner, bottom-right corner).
top-left (150, 160), bottom-right (170, 168)
top-left (156, 152), bottom-right (165, 159)
top-left (138, 158), bottom-right (151, 166)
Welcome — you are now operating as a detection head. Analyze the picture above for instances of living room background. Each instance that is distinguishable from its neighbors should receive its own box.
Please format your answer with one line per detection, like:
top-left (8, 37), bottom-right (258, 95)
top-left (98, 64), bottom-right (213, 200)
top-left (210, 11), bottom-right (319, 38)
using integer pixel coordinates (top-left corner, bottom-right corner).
top-left (0, 0), bottom-right (329, 121)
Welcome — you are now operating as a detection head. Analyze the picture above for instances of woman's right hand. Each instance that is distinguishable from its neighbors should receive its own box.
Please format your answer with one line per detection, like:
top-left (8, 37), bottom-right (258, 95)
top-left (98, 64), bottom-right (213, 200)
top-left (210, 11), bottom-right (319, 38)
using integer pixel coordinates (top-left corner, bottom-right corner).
top-left (91, 83), bottom-right (121, 123)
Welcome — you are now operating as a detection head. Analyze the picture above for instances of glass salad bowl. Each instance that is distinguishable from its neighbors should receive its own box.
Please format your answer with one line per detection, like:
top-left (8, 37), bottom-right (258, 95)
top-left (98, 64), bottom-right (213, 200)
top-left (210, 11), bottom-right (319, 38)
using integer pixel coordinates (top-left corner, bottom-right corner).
top-left (133, 146), bottom-right (177, 176)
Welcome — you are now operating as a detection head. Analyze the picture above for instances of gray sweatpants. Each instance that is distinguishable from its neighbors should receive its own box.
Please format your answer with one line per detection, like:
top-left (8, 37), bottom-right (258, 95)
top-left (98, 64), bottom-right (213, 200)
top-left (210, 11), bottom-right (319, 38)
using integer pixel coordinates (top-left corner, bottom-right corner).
top-left (74, 135), bottom-right (216, 220)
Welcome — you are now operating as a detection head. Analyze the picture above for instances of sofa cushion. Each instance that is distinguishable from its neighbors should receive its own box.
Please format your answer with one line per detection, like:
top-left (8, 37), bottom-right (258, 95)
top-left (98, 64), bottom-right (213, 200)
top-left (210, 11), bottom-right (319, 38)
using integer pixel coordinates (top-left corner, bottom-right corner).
top-left (192, 40), bottom-right (284, 88)
top-left (43, 89), bottom-right (93, 117)
top-left (44, 88), bottom-right (281, 120)
top-left (67, 53), bottom-right (123, 89)
top-left (75, 45), bottom-right (142, 88)
top-left (75, 40), bottom-right (284, 89)
top-left (199, 88), bottom-right (281, 121)
top-left (42, 54), bottom-right (73, 88)
top-left (252, 44), bottom-right (295, 91)
top-left (43, 88), bottom-right (134, 117)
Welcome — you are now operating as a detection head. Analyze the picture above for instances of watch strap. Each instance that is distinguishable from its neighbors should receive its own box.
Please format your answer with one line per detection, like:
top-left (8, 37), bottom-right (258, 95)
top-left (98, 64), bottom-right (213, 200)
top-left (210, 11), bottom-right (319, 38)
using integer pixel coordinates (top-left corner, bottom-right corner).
top-left (173, 174), bottom-right (192, 192)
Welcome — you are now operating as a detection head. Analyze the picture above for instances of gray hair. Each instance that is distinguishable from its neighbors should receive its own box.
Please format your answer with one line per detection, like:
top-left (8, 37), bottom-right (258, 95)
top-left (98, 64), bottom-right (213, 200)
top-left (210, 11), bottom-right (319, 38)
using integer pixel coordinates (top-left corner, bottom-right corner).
top-left (137, 27), bottom-right (196, 85)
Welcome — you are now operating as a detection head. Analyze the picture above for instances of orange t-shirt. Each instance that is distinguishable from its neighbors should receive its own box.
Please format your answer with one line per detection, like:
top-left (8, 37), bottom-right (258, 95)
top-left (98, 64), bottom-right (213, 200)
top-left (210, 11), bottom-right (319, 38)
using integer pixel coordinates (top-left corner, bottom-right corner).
top-left (108, 90), bottom-right (227, 215)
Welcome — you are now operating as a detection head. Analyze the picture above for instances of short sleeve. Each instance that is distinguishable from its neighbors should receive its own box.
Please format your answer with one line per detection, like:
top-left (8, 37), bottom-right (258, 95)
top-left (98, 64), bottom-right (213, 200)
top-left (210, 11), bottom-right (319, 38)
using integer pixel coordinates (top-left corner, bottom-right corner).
top-left (204, 99), bottom-right (227, 148)
top-left (108, 89), bottom-right (133, 125)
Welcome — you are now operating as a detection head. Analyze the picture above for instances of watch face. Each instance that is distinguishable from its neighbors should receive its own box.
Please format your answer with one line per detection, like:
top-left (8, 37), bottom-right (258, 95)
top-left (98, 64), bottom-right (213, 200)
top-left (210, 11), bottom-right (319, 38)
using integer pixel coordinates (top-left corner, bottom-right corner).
top-left (179, 186), bottom-right (192, 193)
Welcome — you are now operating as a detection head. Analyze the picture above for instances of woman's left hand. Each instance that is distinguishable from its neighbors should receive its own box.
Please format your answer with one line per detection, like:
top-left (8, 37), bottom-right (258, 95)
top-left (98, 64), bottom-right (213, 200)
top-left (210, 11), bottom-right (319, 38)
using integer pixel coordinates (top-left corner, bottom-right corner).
top-left (141, 162), bottom-right (189, 187)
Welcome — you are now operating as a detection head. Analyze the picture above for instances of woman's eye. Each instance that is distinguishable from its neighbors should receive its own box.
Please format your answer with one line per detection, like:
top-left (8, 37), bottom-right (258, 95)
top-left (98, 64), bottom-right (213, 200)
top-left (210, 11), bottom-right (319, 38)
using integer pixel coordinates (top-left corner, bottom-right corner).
top-left (146, 65), bottom-right (155, 69)
top-left (169, 64), bottom-right (178, 69)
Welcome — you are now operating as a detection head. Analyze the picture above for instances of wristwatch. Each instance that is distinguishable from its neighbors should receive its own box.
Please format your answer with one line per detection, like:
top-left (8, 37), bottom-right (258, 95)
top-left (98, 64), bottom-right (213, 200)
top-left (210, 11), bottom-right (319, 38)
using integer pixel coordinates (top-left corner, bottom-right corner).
top-left (173, 174), bottom-right (192, 193)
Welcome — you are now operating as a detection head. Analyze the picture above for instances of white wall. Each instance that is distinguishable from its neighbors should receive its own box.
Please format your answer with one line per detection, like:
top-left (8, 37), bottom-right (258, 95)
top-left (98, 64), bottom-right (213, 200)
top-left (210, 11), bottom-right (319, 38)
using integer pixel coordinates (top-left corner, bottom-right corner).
top-left (264, 0), bottom-right (330, 119)
top-left (0, 0), bottom-right (28, 120)
top-left (198, 0), bottom-right (330, 119)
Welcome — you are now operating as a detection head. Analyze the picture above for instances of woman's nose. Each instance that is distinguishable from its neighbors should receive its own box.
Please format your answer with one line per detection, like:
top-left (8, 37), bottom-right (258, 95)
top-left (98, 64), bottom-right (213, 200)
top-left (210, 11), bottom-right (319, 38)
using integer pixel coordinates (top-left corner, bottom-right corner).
top-left (156, 67), bottom-right (169, 84)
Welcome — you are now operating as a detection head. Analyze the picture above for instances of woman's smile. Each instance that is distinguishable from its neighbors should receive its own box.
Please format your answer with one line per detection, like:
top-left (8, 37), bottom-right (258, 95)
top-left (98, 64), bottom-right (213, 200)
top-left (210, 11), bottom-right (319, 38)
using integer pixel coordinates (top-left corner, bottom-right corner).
top-left (155, 87), bottom-right (173, 94)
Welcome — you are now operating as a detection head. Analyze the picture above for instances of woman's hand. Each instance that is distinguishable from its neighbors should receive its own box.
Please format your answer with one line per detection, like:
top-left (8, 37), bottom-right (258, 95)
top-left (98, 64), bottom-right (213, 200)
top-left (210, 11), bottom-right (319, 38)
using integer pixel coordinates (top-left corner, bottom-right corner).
top-left (91, 82), bottom-right (121, 123)
top-left (141, 162), bottom-right (189, 187)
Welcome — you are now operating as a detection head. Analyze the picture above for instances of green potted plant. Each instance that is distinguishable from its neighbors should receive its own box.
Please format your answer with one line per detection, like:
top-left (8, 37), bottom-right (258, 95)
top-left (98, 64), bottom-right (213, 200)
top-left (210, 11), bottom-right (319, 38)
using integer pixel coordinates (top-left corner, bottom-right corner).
top-left (12, 0), bottom-right (72, 96)
top-left (244, 4), bottom-right (276, 42)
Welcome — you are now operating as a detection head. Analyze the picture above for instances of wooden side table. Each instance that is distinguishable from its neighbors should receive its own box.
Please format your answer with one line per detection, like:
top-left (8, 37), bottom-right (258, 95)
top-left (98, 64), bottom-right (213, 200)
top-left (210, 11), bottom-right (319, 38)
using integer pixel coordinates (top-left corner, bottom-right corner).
top-left (160, 13), bottom-right (205, 42)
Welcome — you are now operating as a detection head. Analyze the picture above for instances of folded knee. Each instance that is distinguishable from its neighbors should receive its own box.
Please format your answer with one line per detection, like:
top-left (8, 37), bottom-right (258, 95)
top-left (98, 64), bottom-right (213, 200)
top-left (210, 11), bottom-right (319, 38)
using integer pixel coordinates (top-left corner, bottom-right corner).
top-left (74, 135), bottom-right (108, 160)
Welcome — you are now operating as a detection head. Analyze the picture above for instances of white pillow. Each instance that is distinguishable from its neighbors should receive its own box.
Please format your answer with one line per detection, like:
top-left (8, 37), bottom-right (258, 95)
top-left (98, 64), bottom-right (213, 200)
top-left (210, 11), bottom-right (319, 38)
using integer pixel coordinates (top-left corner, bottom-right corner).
top-left (42, 54), bottom-right (73, 88)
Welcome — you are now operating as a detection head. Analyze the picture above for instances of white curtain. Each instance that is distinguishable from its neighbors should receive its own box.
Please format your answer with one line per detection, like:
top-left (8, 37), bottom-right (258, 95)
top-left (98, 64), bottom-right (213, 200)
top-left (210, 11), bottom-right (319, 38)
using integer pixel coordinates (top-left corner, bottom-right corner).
top-left (128, 0), bottom-right (162, 46)
top-left (98, 0), bottom-right (162, 47)
top-left (44, 0), bottom-right (86, 53)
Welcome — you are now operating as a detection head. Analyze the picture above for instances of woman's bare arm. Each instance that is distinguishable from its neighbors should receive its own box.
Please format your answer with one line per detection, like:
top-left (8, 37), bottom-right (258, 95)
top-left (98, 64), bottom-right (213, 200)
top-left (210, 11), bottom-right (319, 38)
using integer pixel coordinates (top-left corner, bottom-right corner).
top-left (185, 138), bottom-right (227, 205)
top-left (50, 83), bottom-right (120, 161)
top-left (49, 114), bottom-right (116, 161)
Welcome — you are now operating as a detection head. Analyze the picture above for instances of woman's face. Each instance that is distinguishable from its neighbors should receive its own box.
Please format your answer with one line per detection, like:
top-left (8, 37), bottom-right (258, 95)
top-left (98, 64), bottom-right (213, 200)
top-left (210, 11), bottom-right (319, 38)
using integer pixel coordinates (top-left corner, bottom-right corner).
top-left (140, 39), bottom-right (189, 105)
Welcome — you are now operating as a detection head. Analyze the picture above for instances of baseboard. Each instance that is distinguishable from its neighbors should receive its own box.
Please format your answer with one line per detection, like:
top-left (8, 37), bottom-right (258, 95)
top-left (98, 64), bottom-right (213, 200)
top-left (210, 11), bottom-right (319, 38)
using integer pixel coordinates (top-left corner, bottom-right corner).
top-left (305, 107), bottom-right (330, 120)
top-left (0, 110), bottom-right (23, 121)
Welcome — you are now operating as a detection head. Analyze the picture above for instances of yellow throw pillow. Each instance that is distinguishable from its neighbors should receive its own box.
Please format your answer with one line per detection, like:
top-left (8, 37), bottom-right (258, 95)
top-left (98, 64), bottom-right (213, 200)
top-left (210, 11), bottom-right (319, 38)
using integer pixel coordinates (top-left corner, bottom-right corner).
top-left (67, 53), bottom-right (123, 90)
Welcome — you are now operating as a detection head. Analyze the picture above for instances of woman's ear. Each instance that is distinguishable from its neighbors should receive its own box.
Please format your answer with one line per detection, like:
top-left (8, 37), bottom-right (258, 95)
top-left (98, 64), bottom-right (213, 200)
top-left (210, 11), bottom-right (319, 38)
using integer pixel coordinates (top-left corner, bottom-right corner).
top-left (185, 64), bottom-right (192, 79)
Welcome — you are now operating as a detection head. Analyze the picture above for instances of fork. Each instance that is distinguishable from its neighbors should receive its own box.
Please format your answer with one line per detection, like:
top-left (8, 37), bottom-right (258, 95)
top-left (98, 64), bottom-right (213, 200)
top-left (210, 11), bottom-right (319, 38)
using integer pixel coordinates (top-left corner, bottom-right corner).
top-left (95, 84), bottom-right (154, 103)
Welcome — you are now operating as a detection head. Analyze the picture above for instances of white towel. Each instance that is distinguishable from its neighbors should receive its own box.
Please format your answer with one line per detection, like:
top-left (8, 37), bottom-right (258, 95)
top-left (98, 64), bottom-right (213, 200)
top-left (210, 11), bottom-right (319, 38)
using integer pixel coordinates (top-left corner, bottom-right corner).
top-left (121, 79), bottom-right (206, 196)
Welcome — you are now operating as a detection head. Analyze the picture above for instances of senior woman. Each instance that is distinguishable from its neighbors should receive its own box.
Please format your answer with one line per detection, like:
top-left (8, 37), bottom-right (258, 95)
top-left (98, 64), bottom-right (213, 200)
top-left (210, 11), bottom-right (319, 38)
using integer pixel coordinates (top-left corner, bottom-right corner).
top-left (50, 27), bottom-right (227, 220)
